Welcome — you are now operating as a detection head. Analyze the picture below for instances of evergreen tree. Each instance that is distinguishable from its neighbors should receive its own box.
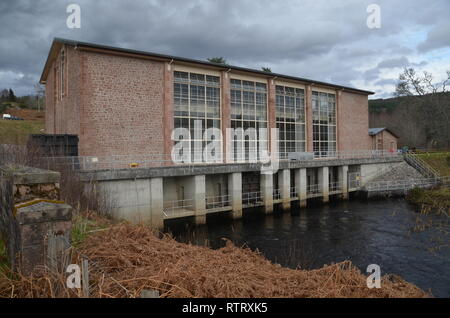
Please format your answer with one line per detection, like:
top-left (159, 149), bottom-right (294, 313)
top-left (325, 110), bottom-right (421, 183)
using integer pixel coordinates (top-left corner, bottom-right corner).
top-left (8, 88), bottom-right (16, 102)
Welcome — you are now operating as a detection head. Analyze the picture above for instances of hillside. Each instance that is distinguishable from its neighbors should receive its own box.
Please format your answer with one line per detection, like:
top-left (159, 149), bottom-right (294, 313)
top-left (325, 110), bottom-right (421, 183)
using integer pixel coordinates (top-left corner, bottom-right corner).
top-left (369, 93), bottom-right (450, 149)
top-left (0, 107), bottom-right (45, 144)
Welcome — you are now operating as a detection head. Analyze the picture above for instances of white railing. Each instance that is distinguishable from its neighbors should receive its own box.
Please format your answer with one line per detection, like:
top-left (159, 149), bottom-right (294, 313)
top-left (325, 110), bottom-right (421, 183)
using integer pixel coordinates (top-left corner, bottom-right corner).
top-left (404, 153), bottom-right (440, 179)
top-left (329, 181), bottom-right (342, 192)
top-left (205, 194), bottom-right (230, 210)
top-left (307, 184), bottom-right (321, 195)
top-left (364, 176), bottom-right (450, 192)
top-left (163, 199), bottom-right (194, 218)
top-left (33, 149), bottom-right (402, 171)
top-left (273, 189), bottom-right (281, 200)
top-left (242, 192), bottom-right (262, 206)
top-left (290, 187), bottom-right (298, 198)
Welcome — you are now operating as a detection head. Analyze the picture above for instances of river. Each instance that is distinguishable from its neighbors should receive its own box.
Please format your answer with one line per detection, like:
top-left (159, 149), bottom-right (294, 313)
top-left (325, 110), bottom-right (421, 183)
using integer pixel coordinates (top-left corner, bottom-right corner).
top-left (165, 198), bottom-right (450, 297)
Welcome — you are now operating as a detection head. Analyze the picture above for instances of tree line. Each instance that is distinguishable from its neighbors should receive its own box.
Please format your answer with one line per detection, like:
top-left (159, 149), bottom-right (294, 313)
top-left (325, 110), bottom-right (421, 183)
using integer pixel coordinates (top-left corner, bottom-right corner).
top-left (0, 84), bottom-right (45, 111)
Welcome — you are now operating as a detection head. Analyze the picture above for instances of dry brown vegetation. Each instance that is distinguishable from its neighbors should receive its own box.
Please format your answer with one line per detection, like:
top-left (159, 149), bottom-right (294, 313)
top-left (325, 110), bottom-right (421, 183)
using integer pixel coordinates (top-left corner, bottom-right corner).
top-left (0, 216), bottom-right (430, 298)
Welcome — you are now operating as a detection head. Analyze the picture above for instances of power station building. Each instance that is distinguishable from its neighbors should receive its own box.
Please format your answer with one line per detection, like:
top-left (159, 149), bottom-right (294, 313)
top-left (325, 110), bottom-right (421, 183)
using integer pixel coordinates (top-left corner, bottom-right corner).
top-left (40, 38), bottom-right (375, 161)
top-left (39, 38), bottom-right (402, 229)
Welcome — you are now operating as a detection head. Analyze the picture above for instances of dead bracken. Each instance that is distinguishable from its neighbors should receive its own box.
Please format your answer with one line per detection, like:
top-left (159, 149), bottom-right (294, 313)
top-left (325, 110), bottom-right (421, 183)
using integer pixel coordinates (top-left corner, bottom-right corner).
top-left (0, 220), bottom-right (430, 298)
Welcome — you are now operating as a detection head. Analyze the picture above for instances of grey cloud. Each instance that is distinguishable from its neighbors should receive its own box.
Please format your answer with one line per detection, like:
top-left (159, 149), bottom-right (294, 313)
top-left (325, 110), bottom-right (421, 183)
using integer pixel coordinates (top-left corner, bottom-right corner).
top-left (0, 0), bottom-right (449, 97)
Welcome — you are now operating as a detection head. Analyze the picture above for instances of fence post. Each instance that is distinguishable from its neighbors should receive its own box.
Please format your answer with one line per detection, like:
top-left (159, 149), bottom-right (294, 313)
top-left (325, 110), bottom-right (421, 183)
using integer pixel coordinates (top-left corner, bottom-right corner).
top-left (82, 258), bottom-right (89, 298)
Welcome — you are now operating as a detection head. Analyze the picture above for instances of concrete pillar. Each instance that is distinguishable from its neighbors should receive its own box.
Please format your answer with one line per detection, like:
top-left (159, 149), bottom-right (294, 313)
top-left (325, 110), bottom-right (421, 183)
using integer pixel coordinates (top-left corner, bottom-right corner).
top-left (278, 169), bottom-right (291, 211)
top-left (260, 173), bottom-right (273, 214)
top-left (339, 165), bottom-right (349, 200)
top-left (319, 166), bottom-right (329, 203)
top-left (228, 172), bottom-right (243, 219)
top-left (149, 178), bottom-right (164, 230)
top-left (193, 175), bottom-right (206, 225)
top-left (295, 168), bottom-right (307, 208)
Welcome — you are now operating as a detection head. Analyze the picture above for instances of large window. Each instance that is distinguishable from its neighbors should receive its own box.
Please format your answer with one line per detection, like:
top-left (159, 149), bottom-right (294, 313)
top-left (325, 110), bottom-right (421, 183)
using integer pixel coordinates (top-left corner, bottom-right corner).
top-left (312, 91), bottom-right (336, 157)
top-left (276, 85), bottom-right (306, 158)
top-left (230, 79), bottom-right (268, 162)
top-left (173, 71), bottom-right (221, 161)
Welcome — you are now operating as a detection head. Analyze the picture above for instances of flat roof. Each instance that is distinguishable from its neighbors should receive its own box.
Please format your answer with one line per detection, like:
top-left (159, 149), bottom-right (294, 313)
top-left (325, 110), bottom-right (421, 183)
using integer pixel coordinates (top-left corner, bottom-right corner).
top-left (40, 37), bottom-right (374, 95)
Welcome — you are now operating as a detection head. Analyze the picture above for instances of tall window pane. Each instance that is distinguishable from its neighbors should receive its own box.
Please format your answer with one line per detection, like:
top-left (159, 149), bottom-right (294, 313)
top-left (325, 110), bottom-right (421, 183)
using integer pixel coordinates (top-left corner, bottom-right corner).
top-left (275, 85), bottom-right (306, 158)
top-left (231, 79), bottom-right (267, 162)
top-left (312, 91), bottom-right (336, 157)
top-left (173, 71), bottom-right (221, 161)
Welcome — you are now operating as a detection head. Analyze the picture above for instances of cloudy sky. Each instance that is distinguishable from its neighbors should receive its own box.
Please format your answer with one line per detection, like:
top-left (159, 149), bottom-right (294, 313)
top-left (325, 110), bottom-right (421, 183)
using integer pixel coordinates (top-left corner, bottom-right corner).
top-left (0, 0), bottom-right (449, 98)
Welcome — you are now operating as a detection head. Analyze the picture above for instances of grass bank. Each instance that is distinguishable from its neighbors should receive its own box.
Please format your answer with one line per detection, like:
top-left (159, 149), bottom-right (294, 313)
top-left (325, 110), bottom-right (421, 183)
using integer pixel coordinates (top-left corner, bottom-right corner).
top-left (0, 120), bottom-right (44, 144)
top-left (416, 152), bottom-right (450, 176)
top-left (407, 187), bottom-right (450, 216)
top-left (0, 212), bottom-right (430, 298)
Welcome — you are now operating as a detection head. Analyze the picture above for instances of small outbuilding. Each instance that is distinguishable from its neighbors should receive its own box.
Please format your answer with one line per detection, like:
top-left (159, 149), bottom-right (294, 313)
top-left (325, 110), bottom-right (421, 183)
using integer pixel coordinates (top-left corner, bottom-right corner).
top-left (369, 128), bottom-right (398, 152)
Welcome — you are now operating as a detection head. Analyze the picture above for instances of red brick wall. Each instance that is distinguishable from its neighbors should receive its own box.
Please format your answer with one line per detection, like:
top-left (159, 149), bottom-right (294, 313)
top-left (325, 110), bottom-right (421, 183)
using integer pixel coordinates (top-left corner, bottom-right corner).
top-left (44, 45), bottom-right (81, 136)
top-left (79, 51), bottom-right (165, 156)
top-left (44, 62), bottom-right (55, 134)
top-left (382, 130), bottom-right (398, 151)
top-left (338, 91), bottom-right (371, 151)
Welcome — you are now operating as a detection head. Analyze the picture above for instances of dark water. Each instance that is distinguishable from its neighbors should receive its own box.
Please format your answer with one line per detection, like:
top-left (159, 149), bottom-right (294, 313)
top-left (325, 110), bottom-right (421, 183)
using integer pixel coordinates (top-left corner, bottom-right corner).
top-left (165, 198), bottom-right (450, 298)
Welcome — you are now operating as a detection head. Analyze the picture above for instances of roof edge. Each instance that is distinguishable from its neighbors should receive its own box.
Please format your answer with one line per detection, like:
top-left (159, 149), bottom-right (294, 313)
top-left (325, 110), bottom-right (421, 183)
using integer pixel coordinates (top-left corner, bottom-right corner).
top-left (40, 38), bottom-right (375, 95)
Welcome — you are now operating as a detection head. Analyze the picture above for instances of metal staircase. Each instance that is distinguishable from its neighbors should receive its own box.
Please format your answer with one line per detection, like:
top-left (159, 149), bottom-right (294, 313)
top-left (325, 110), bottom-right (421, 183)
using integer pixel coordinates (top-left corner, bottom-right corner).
top-left (404, 153), bottom-right (440, 179)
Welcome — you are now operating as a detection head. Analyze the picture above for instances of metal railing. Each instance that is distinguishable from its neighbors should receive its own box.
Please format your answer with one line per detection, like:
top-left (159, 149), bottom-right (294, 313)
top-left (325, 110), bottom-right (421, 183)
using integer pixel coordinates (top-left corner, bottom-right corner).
top-left (404, 152), bottom-right (440, 179)
top-left (290, 187), bottom-right (298, 198)
top-left (32, 149), bottom-right (402, 171)
top-left (273, 189), bottom-right (281, 200)
top-left (307, 184), bottom-right (321, 195)
top-left (364, 176), bottom-right (450, 192)
top-left (329, 181), bottom-right (342, 192)
top-left (205, 194), bottom-right (230, 210)
top-left (163, 199), bottom-right (194, 218)
top-left (242, 191), bottom-right (262, 206)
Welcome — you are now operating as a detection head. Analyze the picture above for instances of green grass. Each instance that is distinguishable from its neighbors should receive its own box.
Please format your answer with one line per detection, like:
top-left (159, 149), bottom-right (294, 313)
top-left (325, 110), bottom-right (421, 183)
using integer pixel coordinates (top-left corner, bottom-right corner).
top-left (71, 214), bottom-right (110, 248)
top-left (0, 120), bottom-right (44, 144)
top-left (416, 152), bottom-right (450, 176)
top-left (407, 187), bottom-right (450, 216)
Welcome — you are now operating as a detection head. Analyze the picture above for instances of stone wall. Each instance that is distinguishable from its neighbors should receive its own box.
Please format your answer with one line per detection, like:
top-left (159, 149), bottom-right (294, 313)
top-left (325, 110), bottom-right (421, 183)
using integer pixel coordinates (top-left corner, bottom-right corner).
top-left (0, 165), bottom-right (72, 274)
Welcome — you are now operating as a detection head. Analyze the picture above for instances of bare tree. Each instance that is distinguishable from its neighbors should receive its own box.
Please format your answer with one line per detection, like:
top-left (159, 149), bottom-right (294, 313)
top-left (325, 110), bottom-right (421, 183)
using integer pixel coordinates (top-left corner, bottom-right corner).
top-left (395, 68), bottom-right (450, 148)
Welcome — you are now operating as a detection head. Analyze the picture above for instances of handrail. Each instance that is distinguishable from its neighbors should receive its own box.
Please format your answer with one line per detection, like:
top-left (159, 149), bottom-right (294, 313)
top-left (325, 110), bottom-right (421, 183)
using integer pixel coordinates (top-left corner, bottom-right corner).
top-left (28, 149), bottom-right (403, 171)
top-left (404, 152), bottom-right (440, 179)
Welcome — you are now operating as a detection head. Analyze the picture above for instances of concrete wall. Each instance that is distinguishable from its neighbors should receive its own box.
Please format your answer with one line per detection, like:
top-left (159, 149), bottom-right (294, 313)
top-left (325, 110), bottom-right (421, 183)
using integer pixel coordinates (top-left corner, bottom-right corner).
top-left (360, 162), bottom-right (397, 184)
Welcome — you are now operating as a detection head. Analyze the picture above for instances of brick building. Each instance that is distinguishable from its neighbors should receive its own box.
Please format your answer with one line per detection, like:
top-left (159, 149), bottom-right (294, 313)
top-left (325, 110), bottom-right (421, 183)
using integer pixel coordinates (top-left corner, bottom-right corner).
top-left (369, 128), bottom-right (398, 152)
top-left (40, 38), bottom-right (374, 161)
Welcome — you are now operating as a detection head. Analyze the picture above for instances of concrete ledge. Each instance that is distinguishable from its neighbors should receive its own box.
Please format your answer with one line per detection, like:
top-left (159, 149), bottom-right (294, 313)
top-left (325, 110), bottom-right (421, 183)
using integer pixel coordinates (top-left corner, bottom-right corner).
top-left (0, 165), bottom-right (60, 185)
top-left (79, 156), bottom-right (403, 182)
top-left (16, 201), bottom-right (72, 224)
